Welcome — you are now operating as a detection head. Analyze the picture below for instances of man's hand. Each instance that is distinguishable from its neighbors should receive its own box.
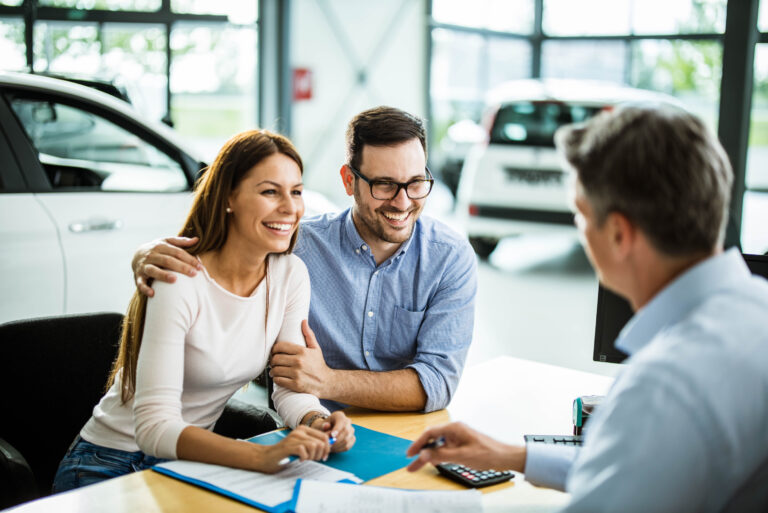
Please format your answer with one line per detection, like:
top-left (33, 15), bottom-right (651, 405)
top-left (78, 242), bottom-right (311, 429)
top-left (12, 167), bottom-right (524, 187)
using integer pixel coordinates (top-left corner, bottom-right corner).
top-left (270, 320), bottom-right (333, 398)
top-left (132, 236), bottom-right (201, 297)
top-left (405, 422), bottom-right (526, 473)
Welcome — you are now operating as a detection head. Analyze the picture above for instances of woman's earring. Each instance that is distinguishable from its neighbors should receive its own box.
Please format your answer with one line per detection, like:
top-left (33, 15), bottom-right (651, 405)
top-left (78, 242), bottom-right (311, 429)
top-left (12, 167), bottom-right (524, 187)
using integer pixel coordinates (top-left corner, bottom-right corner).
top-left (226, 207), bottom-right (233, 213)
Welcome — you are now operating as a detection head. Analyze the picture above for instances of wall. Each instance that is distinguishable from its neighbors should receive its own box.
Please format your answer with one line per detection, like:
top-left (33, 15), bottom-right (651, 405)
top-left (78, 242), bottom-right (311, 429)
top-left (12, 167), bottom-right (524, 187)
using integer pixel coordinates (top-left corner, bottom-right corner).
top-left (289, 0), bottom-right (428, 206)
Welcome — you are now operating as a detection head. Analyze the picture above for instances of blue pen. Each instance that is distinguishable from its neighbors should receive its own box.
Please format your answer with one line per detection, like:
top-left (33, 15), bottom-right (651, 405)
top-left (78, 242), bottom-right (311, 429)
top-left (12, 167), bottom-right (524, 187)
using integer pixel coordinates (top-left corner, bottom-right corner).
top-left (419, 436), bottom-right (445, 450)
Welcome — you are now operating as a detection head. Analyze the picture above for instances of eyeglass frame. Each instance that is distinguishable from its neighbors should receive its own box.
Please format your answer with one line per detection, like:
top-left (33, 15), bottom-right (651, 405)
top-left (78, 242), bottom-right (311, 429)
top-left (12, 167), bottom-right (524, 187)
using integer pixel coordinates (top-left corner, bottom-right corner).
top-left (347, 164), bottom-right (435, 200)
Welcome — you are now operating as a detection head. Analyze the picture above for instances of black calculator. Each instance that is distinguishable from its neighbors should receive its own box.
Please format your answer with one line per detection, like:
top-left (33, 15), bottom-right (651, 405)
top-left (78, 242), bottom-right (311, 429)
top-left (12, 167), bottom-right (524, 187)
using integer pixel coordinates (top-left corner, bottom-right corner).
top-left (435, 463), bottom-right (514, 488)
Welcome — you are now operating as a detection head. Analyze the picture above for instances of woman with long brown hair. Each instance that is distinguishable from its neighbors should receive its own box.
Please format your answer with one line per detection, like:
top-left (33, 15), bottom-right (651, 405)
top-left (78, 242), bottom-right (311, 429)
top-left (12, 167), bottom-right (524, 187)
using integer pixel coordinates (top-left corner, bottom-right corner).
top-left (52, 130), bottom-right (355, 491)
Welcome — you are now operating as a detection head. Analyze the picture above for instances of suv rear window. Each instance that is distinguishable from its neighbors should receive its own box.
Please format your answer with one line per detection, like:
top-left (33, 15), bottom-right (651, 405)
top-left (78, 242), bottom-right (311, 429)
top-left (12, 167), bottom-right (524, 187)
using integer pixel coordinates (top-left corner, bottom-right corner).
top-left (490, 101), bottom-right (606, 147)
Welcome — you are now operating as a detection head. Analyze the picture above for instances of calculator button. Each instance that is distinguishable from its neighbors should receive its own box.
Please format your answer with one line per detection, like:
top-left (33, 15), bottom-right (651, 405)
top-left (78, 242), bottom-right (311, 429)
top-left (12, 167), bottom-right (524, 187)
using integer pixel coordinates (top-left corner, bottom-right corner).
top-left (436, 463), bottom-right (514, 489)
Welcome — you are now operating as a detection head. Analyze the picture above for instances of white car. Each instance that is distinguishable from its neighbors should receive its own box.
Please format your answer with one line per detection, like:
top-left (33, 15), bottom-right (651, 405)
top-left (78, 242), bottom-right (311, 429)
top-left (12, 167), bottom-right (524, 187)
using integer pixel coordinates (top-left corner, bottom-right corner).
top-left (455, 79), bottom-right (680, 258)
top-left (0, 72), bottom-right (337, 324)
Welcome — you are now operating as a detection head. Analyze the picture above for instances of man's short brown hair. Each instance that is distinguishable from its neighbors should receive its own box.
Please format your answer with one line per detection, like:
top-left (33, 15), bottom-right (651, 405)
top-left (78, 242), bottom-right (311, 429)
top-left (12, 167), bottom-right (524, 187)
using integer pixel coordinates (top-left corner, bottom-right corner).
top-left (346, 106), bottom-right (427, 170)
top-left (555, 105), bottom-right (733, 255)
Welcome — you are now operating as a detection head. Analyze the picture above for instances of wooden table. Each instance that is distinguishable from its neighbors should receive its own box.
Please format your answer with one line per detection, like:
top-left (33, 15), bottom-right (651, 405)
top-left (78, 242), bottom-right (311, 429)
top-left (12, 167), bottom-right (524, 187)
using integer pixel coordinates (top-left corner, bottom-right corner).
top-left (9, 357), bottom-right (614, 512)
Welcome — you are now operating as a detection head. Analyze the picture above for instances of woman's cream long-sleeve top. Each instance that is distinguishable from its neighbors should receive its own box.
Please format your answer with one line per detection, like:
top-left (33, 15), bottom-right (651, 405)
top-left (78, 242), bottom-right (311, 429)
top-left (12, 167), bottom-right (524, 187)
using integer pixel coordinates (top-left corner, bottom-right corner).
top-left (80, 253), bottom-right (329, 459)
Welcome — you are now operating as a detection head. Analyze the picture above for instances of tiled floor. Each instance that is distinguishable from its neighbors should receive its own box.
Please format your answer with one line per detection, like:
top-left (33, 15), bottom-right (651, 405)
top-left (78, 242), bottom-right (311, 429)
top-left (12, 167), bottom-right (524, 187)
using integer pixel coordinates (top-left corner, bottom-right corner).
top-left (468, 233), bottom-right (621, 379)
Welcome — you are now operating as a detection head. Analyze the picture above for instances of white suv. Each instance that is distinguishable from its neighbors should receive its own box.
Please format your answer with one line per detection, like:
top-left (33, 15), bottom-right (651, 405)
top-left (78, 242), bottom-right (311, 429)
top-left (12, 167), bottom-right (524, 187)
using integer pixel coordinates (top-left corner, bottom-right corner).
top-left (455, 79), bottom-right (679, 258)
top-left (0, 72), bottom-right (336, 324)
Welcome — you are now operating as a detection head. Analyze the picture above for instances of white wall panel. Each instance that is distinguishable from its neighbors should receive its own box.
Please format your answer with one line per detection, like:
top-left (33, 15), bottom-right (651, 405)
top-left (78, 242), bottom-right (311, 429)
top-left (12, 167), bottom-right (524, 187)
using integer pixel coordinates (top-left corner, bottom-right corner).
top-left (289, 0), bottom-right (427, 206)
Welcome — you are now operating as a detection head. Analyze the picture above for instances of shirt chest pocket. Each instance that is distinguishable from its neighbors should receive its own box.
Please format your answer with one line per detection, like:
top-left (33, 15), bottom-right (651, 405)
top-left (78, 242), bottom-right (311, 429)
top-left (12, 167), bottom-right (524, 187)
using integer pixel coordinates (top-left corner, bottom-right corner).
top-left (378, 306), bottom-right (424, 361)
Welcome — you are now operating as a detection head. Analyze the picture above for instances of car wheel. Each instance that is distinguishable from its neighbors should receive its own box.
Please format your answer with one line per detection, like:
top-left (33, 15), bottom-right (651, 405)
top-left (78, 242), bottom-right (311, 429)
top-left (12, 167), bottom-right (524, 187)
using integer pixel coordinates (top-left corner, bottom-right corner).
top-left (469, 237), bottom-right (499, 259)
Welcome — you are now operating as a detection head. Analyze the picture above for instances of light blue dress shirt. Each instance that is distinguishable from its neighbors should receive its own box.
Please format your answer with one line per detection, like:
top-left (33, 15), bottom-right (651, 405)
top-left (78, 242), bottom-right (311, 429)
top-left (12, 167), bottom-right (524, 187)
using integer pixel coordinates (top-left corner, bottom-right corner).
top-left (293, 208), bottom-right (477, 412)
top-left (524, 248), bottom-right (768, 512)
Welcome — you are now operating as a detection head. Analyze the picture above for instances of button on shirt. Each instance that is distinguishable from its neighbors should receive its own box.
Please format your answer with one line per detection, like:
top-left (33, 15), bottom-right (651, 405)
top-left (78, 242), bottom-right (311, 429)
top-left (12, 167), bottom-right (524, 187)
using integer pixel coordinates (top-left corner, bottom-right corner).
top-left (294, 208), bottom-right (477, 412)
top-left (524, 249), bottom-right (768, 512)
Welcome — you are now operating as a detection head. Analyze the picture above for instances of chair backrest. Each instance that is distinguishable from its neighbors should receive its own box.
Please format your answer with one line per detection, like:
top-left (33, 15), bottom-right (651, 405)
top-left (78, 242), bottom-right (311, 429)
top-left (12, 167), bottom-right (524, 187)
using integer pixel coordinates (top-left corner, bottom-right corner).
top-left (0, 312), bottom-right (123, 497)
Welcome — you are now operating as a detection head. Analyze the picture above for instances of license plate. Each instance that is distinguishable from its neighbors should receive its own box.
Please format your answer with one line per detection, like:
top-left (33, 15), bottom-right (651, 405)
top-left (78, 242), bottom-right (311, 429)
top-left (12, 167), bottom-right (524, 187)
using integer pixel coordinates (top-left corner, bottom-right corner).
top-left (504, 167), bottom-right (563, 185)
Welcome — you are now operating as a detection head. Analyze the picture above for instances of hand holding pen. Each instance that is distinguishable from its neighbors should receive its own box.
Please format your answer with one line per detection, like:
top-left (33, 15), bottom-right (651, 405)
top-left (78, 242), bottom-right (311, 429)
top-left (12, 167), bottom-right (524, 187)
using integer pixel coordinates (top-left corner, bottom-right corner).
top-left (405, 422), bottom-right (526, 473)
top-left (260, 425), bottom-right (332, 473)
top-left (278, 434), bottom-right (336, 466)
top-left (276, 411), bottom-right (357, 467)
top-left (315, 411), bottom-right (356, 453)
top-left (418, 436), bottom-right (446, 451)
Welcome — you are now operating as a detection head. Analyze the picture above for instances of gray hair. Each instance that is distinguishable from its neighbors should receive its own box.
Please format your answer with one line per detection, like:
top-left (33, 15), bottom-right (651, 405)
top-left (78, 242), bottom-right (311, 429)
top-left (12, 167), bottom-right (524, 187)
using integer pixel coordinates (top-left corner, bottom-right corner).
top-left (555, 105), bottom-right (733, 255)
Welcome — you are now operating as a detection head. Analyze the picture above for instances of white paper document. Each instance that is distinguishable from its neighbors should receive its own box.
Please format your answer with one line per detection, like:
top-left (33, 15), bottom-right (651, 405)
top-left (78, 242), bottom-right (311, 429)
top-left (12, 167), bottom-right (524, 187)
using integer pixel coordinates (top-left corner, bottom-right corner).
top-left (293, 479), bottom-right (483, 513)
top-left (155, 459), bottom-right (361, 509)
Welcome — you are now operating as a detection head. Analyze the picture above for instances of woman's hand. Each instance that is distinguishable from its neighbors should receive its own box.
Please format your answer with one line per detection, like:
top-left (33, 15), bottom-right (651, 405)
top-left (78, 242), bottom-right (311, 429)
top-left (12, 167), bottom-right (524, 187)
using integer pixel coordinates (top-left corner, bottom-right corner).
top-left (313, 411), bottom-right (355, 453)
top-left (258, 426), bottom-right (333, 473)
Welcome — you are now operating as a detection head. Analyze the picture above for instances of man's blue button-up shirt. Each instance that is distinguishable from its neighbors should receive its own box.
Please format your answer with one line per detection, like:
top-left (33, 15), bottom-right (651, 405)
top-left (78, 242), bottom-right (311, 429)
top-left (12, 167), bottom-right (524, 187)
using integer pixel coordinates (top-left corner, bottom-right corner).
top-left (524, 248), bottom-right (768, 512)
top-left (293, 208), bottom-right (477, 412)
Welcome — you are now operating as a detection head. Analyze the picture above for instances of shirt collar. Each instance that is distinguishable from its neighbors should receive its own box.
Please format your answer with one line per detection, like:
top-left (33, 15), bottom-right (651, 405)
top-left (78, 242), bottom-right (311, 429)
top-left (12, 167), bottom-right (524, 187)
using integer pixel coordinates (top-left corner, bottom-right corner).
top-left (342, 207), bottom-right (418, 261)
top-left (615, 248), bottom-right (750, 355)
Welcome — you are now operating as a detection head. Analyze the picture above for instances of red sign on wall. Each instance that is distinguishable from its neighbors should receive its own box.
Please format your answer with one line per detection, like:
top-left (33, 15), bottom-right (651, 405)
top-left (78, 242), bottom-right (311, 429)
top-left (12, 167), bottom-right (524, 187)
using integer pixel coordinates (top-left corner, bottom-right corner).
top-left (293, 68), bottom-right (313, 101)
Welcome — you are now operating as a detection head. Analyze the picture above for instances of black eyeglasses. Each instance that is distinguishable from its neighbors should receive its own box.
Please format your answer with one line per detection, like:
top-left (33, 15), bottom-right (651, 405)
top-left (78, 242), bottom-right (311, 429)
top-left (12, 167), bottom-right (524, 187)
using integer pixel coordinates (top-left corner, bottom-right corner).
top-left (347, 165), bottom-right (434, 200)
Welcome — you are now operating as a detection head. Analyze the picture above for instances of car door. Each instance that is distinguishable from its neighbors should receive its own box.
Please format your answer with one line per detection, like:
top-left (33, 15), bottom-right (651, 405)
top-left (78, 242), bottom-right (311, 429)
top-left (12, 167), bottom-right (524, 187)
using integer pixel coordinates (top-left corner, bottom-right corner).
top-left (0, 98), bottom-right (65, 323)
top-left (3, 89), bottom-right (196, 317)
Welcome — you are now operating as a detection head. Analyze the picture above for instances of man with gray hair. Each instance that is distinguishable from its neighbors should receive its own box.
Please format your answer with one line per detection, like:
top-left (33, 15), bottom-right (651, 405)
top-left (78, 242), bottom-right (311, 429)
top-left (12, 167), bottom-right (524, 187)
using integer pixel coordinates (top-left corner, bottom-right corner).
top-left (407, 105), bottom-right (768, 512)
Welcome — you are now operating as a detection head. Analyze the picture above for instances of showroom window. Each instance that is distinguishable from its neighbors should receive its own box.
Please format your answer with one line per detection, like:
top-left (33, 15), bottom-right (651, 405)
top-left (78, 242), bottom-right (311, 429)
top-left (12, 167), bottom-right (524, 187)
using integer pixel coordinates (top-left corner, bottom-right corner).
top-left (429, 0), bottom-right (768, 253)
top-left (0, 0), bottom-right (258, 161)
top-left (0, 16), bottom-right (25, 69)
top-left (170, 21), bottom-right (257, 158)
top-left (429, 0), bottom-right (534, 158)
top-left (430, 0), bottom-right (725, 152)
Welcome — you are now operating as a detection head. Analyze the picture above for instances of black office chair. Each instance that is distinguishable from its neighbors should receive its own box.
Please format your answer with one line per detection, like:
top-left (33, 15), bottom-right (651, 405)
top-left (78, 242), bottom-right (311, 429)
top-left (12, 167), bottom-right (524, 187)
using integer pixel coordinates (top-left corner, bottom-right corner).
top-left (0, 312), bottom-right (124, 509)
top-left (0, 312), bottom-right (277, 509)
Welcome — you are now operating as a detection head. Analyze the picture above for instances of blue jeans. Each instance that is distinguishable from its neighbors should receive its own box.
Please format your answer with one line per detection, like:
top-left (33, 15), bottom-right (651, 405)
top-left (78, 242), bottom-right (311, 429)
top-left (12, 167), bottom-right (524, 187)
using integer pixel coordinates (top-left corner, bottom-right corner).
top-left (52, 436), bottom-right (168, 493)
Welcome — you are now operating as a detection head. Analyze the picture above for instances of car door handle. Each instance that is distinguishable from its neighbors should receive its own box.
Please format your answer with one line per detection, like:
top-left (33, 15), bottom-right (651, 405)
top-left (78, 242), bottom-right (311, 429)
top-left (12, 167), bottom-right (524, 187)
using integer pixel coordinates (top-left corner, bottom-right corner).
top-left (69, 218), bottom-right (124, 233)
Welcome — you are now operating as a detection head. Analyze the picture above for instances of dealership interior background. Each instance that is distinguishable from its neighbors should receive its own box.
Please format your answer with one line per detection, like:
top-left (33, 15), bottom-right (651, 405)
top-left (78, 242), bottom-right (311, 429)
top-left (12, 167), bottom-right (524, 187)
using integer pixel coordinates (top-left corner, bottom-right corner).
top-left (1, 0), bottom-right (767, 380)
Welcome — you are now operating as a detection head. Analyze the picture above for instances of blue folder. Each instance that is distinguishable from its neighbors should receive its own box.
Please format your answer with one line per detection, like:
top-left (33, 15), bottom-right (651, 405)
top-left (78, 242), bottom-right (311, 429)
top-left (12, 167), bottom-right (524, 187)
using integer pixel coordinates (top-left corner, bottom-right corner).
top-left (153, 464), bottom-right (293, 513)
top-left (248, 423), bottom-right (414, 482)
top-left (153, 423), bottom-right (416, 513)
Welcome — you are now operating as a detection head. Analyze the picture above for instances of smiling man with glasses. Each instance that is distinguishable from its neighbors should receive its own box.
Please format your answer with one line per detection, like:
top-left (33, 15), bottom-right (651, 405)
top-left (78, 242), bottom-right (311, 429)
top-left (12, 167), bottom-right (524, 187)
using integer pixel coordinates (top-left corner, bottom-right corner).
top-left (132, 106), bottom-right (477, 414)
top-left (268, 107), bottom-right (477, 413)
top-left (343, 160), bottom-right (434, 253)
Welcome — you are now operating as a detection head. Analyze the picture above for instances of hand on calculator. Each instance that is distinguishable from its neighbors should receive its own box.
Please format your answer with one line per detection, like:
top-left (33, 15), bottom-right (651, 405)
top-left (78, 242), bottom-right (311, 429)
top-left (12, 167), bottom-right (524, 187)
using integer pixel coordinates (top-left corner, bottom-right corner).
top-left (405, 422), bottom-right (526, 476)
